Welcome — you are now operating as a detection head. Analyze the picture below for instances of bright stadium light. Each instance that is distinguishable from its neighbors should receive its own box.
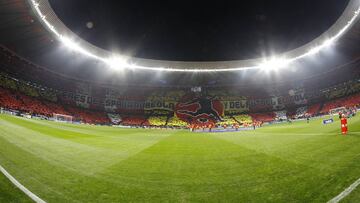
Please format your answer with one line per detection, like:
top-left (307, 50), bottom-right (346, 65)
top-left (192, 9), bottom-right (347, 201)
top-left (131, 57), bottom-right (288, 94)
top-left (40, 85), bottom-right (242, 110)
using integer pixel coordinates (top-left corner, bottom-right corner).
top-left (60, 36), bottom-right (102, 60)
top-left (29, 0), bottom-right (360, 72)
top-left (105, 56), bottom-right (129, 69)
top-left (307, 46), bottom-right (322, 55)
top-left (301, 38), bottom-right (335, 57)
top-left (60, 37), bottom-right (82, 52)
top-left (258, 58), bottom-right (291, 71)
top-left (323, 39), bottom-right (335, 47)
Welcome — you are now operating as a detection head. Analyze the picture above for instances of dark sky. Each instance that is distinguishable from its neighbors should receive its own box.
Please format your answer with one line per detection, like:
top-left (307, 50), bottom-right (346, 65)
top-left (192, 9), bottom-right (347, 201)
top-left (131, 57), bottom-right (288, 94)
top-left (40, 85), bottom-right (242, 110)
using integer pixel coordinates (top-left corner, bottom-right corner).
top-left (49, 0), bottom-right (349, 61)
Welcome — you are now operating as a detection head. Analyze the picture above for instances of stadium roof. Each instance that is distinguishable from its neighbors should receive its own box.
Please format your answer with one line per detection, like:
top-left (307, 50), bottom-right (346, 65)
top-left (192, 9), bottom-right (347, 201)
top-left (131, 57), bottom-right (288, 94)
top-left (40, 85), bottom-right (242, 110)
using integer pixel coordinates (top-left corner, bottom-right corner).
top-left (0, 0), bottom-right (360, 86)
top-left (28, 0), bottom-right (360, 72)
top-left (47, 0), bottom-right (350, 62)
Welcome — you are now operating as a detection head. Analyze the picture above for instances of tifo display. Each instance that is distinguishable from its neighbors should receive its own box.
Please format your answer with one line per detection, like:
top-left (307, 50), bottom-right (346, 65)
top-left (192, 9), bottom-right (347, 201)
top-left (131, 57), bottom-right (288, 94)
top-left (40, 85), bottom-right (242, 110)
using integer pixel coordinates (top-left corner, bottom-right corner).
top-left (0, 45), bottom-right (359, 129)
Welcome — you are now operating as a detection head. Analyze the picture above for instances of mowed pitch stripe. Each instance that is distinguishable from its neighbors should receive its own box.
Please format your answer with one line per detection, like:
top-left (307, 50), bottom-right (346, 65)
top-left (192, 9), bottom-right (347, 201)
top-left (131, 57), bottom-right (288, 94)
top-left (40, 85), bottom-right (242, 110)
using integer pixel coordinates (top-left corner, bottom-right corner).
top-left (0, 164), bottom-right (46, 203)
top-left (1, 114), bottom-right (360, 202)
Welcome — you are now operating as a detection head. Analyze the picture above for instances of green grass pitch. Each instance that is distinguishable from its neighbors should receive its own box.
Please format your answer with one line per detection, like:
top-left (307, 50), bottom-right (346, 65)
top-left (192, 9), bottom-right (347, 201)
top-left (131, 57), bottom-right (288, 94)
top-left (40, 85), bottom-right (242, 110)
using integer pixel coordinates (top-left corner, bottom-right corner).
top-left (0, 114), bottom-right (360, 202)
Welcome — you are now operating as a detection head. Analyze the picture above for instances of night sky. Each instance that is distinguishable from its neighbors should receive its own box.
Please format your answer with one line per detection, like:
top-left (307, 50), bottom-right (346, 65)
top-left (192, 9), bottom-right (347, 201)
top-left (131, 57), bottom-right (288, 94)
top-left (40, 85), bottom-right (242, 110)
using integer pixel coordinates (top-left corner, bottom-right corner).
top-left (49, 0), bottom-right (349, 61)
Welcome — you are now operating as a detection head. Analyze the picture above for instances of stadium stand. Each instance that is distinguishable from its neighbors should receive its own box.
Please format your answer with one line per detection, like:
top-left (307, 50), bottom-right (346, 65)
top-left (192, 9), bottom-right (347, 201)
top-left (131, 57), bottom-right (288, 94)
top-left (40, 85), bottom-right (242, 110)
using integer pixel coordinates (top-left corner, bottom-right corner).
top-left (274, 111), bottom-right (287, 121)
top-left (1, 44), bottom-right (360, 127)
top-left (0, 86), bottom-right (110, 124)
top-left (1, 73), bottom-right (360, 127)
top-left (306, 103), bottom-right (322, 116)
top-left (192, 120), bottom-right (216, 129)
top-left (121, 116), bottom-right (149, 126)
top-left (250, 112), bottom-right (276, 123)
top-left (148, 116), bottom-right (168, 126)
top-left (43, 101), bottom-right (69, 116)
top-left (66, 106), bottom-right (110, 124)
top-left (217, 116), bottom-right (237, 126)
top-left (320, 93), bottom-right (360, 114)
top-left (167, 115), bottom-right (188, 127)
top-left (0, 87), bottom-right (24, 111)
top-left (294, 106), bottom-right (308, 118)
top-left (232, 114), bottom-right (253, 125)
top-left (108, 113), bottom-right (122, 125)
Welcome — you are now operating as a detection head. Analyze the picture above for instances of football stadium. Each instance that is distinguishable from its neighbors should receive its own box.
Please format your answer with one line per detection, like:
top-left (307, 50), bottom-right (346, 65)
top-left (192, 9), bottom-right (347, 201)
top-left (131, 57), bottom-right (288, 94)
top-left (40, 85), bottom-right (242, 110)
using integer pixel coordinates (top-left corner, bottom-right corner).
top-left (1, 0), bottom-right (360, 202)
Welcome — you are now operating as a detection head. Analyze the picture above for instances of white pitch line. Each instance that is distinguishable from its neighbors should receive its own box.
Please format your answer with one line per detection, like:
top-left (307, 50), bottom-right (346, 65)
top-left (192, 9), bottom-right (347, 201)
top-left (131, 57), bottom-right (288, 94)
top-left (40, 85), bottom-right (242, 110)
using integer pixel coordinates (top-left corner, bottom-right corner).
top-left (327, 177), bottom-right (360, 203)
top-left (0, 164), bottom-right (46, 203)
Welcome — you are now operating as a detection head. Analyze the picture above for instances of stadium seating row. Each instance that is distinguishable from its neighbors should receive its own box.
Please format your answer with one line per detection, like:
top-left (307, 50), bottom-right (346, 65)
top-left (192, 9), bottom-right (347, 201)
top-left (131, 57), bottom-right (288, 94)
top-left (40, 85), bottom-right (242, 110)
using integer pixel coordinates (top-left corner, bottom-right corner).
top-left (232, 114), bottom-right (252, 125)
top-left (148, 116), bottom-right (168, 126)
top-left (1, 73), bottom-right (359, 126)
top-left (217, 116), bottom-right (238, 126)
top-left (306, 104), bottom-right (322, 116)
top-left (2, 85), bottom-right (360, 126)
top-left (167, 115), bottom-right (188, 127)
top-left (0, 87), bottom-right (109, 124)
top-left (250, 112), bottom-right (276, 123)
top-left (121, 116), bottom-right (149, 126)
top-left (321, 93), bottom-right (360, 114)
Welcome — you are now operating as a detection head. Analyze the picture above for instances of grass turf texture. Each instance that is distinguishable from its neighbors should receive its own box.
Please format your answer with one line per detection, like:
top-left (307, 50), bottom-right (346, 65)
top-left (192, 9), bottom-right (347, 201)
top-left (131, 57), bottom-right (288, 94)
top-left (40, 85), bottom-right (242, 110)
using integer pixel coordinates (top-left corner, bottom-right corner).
top-left (0, 169), bottom-right (32, 203)
top-left (0, 114), bottom-right (360, 202)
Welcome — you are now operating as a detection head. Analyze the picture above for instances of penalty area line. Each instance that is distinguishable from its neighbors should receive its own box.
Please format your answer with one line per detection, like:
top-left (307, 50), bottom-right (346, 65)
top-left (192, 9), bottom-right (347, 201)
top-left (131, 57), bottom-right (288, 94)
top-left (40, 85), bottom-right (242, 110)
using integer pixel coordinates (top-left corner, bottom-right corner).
top-left (327, 177), bottom-right (360, 203)
top-left (0, 164), bottom-right (46, 203)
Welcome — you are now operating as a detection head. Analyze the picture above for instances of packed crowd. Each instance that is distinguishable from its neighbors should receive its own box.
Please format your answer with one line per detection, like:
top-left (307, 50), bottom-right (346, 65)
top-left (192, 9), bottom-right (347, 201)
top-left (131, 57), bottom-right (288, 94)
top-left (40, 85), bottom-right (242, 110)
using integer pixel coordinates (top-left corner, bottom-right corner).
top-left (121, 116), bottom-right (149, 126)
top-left (0, 86), bottom-right (110, 124)
top-left (1, 45), bottom-right (359, 127)
top-left (167, 115), bottom-right (188, 127)
top-left (321, 93), bottom-right (360, 114)
top-left (148, 116), bottom-right (168, 126)
top-left (1, 81), bottom-right (360, 126)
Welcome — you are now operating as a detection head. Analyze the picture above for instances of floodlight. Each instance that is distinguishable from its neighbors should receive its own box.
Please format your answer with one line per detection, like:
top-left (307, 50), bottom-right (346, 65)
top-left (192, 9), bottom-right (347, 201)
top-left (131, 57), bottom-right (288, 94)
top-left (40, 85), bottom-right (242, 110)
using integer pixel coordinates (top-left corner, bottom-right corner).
top-left (258, 58), bottom-right (291, 71)
top-left (323, 39), bottom-right (335, 47)
top-left (29, 0), bottom-right (360, 72)
top-left (105, 57), bottom-right (129, 69)
top-left (60, 36), bottom-right (100, 59)
top-left (60, 37), bottom-right (81, 51)
top-left (308, 46), bottom-right (322, 56)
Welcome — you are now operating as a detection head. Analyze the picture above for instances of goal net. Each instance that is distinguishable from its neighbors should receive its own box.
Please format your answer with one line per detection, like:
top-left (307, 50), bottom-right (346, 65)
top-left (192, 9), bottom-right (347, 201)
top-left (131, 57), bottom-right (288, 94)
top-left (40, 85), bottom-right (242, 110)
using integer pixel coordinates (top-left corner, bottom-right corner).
top-left (53, 113), bottom-right (73, 123)
top-left (329, 107), bottom-right (346, 115)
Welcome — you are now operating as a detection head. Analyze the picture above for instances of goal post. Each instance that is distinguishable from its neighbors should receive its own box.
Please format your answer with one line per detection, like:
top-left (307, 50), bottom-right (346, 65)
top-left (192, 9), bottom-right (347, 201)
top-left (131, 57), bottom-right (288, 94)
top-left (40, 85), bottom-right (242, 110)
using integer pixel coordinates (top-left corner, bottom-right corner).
top-left (329, 107), bottom-right (346, 115)
top-left (53, 113), bottom-right (73, 123)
